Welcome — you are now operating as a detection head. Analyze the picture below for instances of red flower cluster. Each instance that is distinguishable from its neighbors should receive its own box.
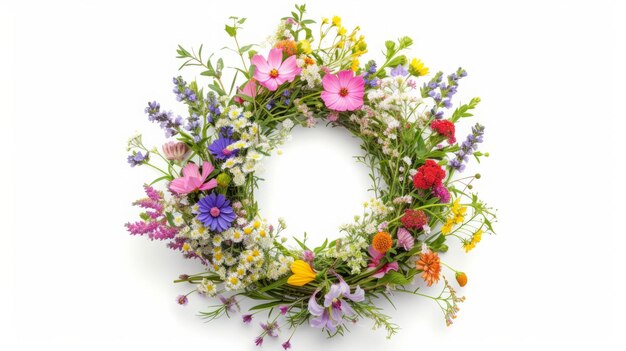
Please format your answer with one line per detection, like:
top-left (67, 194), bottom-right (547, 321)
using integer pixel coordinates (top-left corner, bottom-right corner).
top-left (430, 119), bottom-right (456, 144)
top-left (401, 209), bottom-right (429, 229)
top-left (413, 160), bottom-right (446, 190)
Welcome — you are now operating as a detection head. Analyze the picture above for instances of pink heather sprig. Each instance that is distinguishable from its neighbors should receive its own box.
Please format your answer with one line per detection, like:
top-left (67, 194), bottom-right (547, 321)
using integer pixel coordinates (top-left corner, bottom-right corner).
top-left (144, 183), bottom-right (162, 201)
top-left (125, 185), bottom-right (178, 240)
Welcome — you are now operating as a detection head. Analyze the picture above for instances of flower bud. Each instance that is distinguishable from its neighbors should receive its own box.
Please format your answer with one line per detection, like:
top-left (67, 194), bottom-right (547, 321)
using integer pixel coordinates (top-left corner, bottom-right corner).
top-left (162, 141), bottom-right (189, 161)
top-left (455, 272), bottom-right (468, 287)
top-left (216, 173), bottom-right (231, 187)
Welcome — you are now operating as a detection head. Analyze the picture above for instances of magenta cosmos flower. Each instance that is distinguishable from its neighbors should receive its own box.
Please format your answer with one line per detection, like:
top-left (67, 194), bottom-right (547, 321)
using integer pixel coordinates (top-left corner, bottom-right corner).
top-left (251, 48), bottom-right (300, 91)
top-left (321, 70), bottom-right (365, 112)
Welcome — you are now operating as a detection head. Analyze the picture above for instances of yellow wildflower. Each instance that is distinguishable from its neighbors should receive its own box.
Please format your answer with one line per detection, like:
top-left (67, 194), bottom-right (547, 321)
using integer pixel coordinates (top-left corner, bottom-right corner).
top-left (463, 229), bottom-right (483, 253)
top-left (332, 16), bottom-right (341, 27)
top-left (338, 26), bottom-right (347, 36)
top-left (441, 220), bottom-right (454, 235)
top-left (287, 260), bottom-right (316, 286)
top-left (322, 17), bottom-right (329, 25)
top-left (298, 39), bottom-right (312, 54)
top-left (351, 58), bottom-right (360, 72)
top-left (408, 58), bottom-right (429, 77)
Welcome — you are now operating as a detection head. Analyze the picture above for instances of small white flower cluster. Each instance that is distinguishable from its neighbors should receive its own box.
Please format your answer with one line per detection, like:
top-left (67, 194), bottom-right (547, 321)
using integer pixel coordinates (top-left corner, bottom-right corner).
top-left (266, 19), bottom-right (292, 46)
top-left (326, 236), bottom-right (369, 275)
top-left (169, 199), bottom-right (290, 291)
top-left (266, 254), bottom-right (294, 280)
top-left (197, 278), bottom-right (217, 297)
top-left (296, 56), bottom-right (322, 89)
top-left (215, 105), bottom-right (274, 186)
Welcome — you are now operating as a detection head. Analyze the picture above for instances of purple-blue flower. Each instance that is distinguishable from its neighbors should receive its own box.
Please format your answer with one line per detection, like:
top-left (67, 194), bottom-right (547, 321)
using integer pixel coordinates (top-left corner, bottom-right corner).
top-left (390, 65), bottom-right (408, 77)
top-left (208, 137), bottom-right (238, 160)
top-left (308, 276), bottom-right (364, 334)
top-left (127, 151), bottom-right (149, 167)
top-left (197, 193), bottom-right (236, 232)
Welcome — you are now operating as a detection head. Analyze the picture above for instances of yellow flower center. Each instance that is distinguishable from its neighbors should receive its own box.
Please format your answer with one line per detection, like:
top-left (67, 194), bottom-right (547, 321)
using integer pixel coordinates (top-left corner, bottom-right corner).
top-left (269, 69), bottom-right (279, 78)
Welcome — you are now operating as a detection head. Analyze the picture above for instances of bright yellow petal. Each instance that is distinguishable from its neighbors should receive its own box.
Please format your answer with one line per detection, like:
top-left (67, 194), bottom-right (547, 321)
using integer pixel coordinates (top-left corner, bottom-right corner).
top-left (287, 274), bottom-right (315, 286)
top-left (291, 260), bottom-right (315, 278)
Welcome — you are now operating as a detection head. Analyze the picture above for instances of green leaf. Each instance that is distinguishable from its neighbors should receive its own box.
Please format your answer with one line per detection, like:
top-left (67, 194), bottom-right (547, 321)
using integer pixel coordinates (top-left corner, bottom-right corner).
top-left (249, 300), bottom-right (283, 311)
top-left (385, 40), bottom-right (396, 52)
top-left (239, 44), bottom-right (254, 54)
top-left (293, 236), bottom-right (310, 251)
top-left (378, 271), bottom-right (412, 286)
top-left (225, 25), bottom-right (237, 37)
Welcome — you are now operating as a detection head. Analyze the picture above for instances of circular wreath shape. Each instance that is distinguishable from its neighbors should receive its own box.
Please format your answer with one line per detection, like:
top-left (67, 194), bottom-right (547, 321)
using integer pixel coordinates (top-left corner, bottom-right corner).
top-left (125, 5), bottom-right (496, 345)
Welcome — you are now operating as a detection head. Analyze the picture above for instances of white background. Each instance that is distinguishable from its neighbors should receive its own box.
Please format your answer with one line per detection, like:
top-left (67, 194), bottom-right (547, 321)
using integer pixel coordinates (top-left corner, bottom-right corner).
top-left (1, 0), bottom-right (624, 350)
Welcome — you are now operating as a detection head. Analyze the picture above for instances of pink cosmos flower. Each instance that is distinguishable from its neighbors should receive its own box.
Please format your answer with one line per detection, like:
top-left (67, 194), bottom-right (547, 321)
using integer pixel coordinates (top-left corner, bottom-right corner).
top-left (367, 246), bottom-right (399, 279)
top-left (251, 48), bottom-right (300, 91)
top-left (169, 161), bottom-right (218, 195)
top-left (321, 70), bottom-right (365, 111)
top-left (233, 79), bottom-right (259, 104)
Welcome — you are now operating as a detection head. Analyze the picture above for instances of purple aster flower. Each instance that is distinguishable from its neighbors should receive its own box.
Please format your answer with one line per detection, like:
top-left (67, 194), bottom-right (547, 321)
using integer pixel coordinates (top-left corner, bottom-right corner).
top-left (197, 193), bottom-right (236, 232)
top-left (308, 276), bottom-right (364, 334)
top-left (208, 137), bottom-right (238, 160)
top-left (127, 151), bottom-right (149, 167)
top-left (209, 137), bottom-right (239, 160)
top-left (390, 65), bottom-right (408, 77)
top-left (176, 295), bottom-right (188, 306)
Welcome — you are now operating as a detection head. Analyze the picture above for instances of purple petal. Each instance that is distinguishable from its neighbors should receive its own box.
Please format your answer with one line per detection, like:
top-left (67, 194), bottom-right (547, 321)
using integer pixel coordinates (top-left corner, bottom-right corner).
top-left (308, 291), bottom-right (324, 316)
top-left (324, 284), bottom-right (342, 307)
top-left (345, 285), bottom-right (364, 302)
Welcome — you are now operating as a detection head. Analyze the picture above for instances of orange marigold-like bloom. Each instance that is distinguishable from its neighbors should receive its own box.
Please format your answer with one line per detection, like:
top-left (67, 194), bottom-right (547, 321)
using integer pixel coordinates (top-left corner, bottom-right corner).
top-left (416, 250), bottom-right (441, 286)
top-left (274, 40), bottom-right (298, 56)
top-left (372, 231), bottom-right (393, 253)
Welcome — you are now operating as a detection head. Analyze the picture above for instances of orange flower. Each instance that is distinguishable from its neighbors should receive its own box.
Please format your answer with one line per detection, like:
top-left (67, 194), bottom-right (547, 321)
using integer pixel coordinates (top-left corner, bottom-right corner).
top-left (455, 272), bottom-right (467, 287)
top-left (274, 40), bottom-right (298, 56)
top-left (372, 231), bottom-right (393, 254)
top-left (416, 250), bottom-right (441, 286)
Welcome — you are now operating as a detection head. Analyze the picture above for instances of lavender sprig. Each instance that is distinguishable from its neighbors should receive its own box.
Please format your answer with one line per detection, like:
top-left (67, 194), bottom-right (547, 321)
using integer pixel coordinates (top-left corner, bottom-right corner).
top-left (449, 123), bottom-right (484, 172)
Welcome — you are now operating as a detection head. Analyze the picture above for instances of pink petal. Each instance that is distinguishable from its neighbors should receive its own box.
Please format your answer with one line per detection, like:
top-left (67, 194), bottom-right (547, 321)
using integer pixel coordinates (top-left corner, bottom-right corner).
top-left (199, 178), bottom-right (218, 191)
top-left (169, 178), bottom-right (191, 194)
top-left (337, 70), bottom-right (355, 87)
top-left (368, 246), bottom-right (384, 260)
top-left (267, 48), bottom-right (283, 68)
top-left (200, 161), bottom-right (214, 181)
top-left (321, 91), bottom-right (341, 110)
top-left (260, 78), bottom-right (278, 91)
top-left (345, 95), bottom-right (363, 111)
top-left (322, 73), bottom-right (341, 93)
top-left (346, 75), bottom-right (365, 92)
top-left (254, 71), bottom-right (270, 83)
top-left (181, 163), bottom-right (200, 178)
top-left (251, 54), bottom-right (270, 73)
top-left (279, 56), bottom-right (301, 80)
top-left (241, 79), bottom-right (258, 97)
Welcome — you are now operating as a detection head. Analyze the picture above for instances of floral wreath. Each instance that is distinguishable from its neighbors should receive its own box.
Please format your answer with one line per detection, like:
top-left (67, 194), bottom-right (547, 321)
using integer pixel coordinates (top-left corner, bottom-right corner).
top-left (126, 5), bottom-right (496, 348)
